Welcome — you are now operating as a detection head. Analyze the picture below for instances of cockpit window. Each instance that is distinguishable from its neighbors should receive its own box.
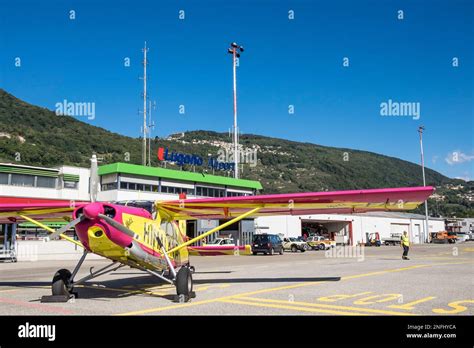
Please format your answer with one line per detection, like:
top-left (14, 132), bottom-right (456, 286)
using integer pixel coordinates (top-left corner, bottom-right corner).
top-left (115, 201), bottom-right (155, 215)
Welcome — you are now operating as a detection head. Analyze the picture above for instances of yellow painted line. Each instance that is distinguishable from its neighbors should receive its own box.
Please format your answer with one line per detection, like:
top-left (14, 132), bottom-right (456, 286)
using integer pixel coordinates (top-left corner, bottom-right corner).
top-left (194, 284), bottom-right (231, 291)
top-left (116, 260), bottom-right (473, 315)
top-left (318, 291), bottom-right (373, 302)
top-left (116, 297), bottom-right (222, 315)
top-left (83, 282), bottom-right (230, 297)
top-left (236, 296), bottom-right (415, 316)
top-left (341, 264), bottom-right (429, 280)
top-left (218, 298), bottom-right (368, 315)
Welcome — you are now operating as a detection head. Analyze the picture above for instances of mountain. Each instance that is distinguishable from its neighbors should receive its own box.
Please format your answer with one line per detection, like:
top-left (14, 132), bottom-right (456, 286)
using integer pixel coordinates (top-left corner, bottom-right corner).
top-left (0, 88), bottom-right (472, 217)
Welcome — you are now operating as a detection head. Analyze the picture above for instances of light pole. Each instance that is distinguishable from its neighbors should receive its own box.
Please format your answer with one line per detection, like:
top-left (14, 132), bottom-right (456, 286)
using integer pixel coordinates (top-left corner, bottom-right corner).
top-left (227, 42), bottom-right (244, 179)
top-left (141, 42), bottom-right (149, 166)
top-left (418, 126), bottom-right (430, 243)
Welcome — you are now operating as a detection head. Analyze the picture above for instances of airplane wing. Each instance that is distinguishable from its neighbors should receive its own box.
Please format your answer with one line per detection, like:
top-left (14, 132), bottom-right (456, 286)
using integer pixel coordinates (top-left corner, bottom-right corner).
top-left (0, 201), bottom-right (80, 224)
top-left (0, 199), bottom-right (87, 247)
top-left (157, 186), bottom-right (435, 221)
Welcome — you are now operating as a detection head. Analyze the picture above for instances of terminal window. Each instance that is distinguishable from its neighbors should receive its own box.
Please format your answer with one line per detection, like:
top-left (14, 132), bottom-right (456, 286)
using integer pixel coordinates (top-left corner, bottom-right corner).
top-left (0, 173), bottom-right (8, 185)
top-left (195, 186), bottom-right (225, 197)
top-left (11, 174), bottom-right (35, 187)
top-left (37, 176), bottom-right (56, 188)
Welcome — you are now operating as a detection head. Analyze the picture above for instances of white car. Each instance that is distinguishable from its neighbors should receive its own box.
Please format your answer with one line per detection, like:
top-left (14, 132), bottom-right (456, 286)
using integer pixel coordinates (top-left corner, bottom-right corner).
top-left (456, 233), bottom-right (470, 242)
top-left (204, 238), bottom-right (235, 246)
top-left (282, 237), bottom-right (307, 252)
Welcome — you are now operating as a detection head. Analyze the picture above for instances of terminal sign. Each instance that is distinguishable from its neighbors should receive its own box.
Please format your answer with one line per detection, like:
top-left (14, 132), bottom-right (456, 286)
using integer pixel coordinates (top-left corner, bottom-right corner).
top-left (157, 147), bottom-right (235, 172)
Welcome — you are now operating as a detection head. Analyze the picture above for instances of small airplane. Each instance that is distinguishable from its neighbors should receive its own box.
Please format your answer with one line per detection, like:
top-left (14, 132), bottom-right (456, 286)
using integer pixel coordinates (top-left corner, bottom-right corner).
top-left (0, 179), bottom-right (434, 302)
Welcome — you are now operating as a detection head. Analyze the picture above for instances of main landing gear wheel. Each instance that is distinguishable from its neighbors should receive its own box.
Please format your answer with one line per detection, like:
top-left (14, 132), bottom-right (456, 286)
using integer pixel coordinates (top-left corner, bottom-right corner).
top-left (176, 267), bottom-right (194, 302)
top-left (52, 269), bottom-right (72, 296)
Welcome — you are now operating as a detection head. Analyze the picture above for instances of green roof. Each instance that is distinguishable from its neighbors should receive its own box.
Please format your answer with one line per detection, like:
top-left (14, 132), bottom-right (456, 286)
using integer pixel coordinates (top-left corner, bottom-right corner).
top-left (0, 165), bottom-right (58, 178)
top-left (62, 173), bottom-right (80, 182)
top-left (98, 163), bottom-right (262, 190)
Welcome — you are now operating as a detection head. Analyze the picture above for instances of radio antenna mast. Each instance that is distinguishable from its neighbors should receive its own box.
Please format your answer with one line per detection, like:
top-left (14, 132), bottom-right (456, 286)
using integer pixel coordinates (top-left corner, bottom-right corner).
top-left (140, 42), bottom-right (149, 166)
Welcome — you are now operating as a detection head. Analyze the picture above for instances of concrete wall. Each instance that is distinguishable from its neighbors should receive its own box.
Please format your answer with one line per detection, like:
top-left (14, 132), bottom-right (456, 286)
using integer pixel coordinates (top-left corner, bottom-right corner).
top-left (254, 215), bottom-right (301, 236)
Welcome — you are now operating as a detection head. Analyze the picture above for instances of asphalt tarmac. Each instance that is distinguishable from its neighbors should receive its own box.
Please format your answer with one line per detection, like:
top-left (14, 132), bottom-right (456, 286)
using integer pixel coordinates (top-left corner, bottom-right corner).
top-left (0, 243), bottom-right (472, 315)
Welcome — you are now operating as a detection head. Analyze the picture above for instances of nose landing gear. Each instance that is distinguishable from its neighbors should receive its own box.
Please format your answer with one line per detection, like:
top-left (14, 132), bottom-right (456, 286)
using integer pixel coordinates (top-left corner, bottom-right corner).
top-left (42, 251), bottom-right (124, 303)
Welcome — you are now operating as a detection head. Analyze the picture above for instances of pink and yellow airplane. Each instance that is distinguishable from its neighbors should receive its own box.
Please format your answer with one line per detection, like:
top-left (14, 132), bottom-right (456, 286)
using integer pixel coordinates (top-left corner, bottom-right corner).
top-left (0, 186), bottom-right (434, 301)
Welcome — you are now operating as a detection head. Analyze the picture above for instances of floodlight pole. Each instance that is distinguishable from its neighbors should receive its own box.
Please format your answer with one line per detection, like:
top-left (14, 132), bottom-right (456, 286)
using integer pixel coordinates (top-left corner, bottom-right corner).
top-left (228, 43), bottom-right (244, 179)
top-left (233, 48), bottom-right (238, 179)
top-left (418, 126), bottom-right (429, 243)
top-left (142, 42), bottom-right (148, 166)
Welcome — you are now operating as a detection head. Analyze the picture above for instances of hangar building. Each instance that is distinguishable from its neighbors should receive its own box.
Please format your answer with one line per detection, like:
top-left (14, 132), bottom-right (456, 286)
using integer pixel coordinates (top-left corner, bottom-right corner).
top-left (255, 212), bottom-right (445, 245)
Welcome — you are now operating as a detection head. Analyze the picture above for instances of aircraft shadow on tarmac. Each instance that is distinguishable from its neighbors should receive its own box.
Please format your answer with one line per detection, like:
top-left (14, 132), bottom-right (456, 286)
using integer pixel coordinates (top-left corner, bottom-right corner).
top-left (0, 274), bottom-right (341, 303)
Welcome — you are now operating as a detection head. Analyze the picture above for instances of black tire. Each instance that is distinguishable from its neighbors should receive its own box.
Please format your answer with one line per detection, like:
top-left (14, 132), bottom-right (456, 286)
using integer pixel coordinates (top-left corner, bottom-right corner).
top-left (279, 247), bottom-right (284, 255)
top-left (300, 248), bottom-right (305, 253)
top-left (252, 252), bottom-right (257, 255)
top-left (176, 267), bottom-right (193, 297)
top-left (52, 269), bottom-right (72, 296)
top-left (319, 244), bottom-right (325, 250)
top-left (291, 245), bottom-right (297, 253)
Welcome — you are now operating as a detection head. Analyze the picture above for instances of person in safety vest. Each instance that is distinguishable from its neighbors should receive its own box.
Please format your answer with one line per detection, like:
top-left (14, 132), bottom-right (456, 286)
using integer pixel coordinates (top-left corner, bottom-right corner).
top-left (401, 231), bottom-right (410, 260)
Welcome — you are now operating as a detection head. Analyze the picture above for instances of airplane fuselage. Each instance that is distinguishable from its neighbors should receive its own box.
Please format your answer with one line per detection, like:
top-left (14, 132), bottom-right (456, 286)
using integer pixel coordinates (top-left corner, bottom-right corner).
top-left (72, 203), bottom-right (189, 272)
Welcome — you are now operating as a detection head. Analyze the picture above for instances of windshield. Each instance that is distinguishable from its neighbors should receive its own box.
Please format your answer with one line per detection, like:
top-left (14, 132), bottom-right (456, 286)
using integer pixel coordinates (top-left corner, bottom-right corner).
top-left (253, 235), bottom-right (269, 243)
top-left (207, 239), bottom-right (222, 245)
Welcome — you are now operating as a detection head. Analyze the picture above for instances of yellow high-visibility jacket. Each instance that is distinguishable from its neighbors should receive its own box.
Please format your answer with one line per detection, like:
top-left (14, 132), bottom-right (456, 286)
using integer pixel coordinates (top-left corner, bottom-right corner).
top-left (401, 235), bottom-right (410, 247)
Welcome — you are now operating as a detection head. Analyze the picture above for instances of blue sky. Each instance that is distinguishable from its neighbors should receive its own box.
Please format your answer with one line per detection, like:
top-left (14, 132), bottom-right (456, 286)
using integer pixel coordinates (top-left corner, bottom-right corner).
top-left (1, 0), bottom-right (472, 180)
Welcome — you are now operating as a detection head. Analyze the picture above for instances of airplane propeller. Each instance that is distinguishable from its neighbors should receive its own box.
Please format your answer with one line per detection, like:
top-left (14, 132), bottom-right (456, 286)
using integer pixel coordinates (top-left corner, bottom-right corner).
top-left (89, 154), bottom-right (99, 203)
top-left (45, 215), bottom-right (85, 241)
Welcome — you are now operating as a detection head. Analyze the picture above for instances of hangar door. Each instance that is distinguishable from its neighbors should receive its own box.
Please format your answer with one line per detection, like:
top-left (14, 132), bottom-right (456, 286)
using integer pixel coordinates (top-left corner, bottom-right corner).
top-left (390, 223), bottom-right (410, 240)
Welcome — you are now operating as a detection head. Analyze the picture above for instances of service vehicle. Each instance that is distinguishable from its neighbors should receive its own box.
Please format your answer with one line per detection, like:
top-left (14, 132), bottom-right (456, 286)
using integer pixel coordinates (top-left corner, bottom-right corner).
top-left (282, 237), bottom-right (306, 252)
top-left (382, 233), bottom-right (401, 246)
top-left (306, 235), bottom-right (336, 250)
top-left (430, 231), bottom-right (458, 244)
